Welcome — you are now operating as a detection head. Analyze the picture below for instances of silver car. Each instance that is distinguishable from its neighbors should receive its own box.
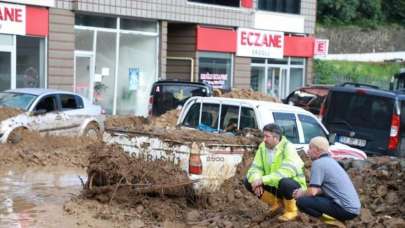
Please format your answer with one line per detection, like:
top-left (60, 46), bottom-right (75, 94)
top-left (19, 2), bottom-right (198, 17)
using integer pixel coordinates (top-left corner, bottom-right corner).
top-left (0, 88), bottom-right (105, 143)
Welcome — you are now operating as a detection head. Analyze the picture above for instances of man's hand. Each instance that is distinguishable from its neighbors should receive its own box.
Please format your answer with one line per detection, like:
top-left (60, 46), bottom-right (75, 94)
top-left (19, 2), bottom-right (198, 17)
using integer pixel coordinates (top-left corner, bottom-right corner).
top-left (293, 188), bottom-right (305, 199)
top-left (252, 179), bottom-right (263, 197)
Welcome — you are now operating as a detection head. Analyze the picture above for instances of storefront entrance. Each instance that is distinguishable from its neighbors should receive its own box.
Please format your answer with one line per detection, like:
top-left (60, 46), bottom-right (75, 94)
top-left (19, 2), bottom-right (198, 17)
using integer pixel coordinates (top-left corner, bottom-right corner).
top-left (74, 51), bottom-right (95, 101)
top-left (251, 57), bottom-right (305, 99)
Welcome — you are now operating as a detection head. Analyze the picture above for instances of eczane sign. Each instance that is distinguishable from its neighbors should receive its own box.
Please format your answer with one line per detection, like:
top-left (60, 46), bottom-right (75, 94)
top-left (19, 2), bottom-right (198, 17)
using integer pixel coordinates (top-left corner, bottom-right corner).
top-left (236, 28), bottom-right (284, 59)
top-left (0, 2), bottom-right (25, 35)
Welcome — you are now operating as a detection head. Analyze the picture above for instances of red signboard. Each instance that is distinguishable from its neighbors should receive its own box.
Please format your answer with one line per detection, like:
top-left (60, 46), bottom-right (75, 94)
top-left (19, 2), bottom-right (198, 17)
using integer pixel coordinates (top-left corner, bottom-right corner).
top-left (26, 6), bottom-right (48, 37)
top-left (284, 36), bottom-right (315, 57)
top-left (241, 0), bottom-right (252, 8)
top-left (314, 39), bottom-right (329, 56)
top-left (196, 26), bottom-right (236, 53)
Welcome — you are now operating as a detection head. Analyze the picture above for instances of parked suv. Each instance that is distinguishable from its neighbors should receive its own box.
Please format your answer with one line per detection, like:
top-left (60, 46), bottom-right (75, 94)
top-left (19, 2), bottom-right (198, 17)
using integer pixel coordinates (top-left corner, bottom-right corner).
top-left (321, 83), bottom-right (405, 157)
top-left (149, 80), bottom-right (213, 116)
top-left (178, 96), bottom-right (367, 160)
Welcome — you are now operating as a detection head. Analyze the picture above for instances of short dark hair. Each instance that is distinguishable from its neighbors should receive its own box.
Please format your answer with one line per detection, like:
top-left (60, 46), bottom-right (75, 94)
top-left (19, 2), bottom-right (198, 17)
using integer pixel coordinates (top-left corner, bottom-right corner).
top-left (263, 123), bottom-right (283, 140)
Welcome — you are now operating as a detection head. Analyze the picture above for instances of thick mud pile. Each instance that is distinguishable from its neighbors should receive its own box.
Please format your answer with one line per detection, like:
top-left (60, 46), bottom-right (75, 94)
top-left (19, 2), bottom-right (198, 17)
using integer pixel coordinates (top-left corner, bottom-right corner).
top-left (220, 88), bottom-right (280, 102)
top-left (0, 107), bottom-right (23, 122)
top-left (84, 144), bottom-right (193, 202)
top-left (0, 130), bottom-right (99, 168)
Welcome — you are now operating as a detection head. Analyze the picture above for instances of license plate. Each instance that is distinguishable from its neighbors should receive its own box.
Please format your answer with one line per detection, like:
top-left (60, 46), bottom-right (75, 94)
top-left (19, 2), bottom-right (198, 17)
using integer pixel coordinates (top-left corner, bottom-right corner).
top-left (339, 136), bottom-right (366, 147)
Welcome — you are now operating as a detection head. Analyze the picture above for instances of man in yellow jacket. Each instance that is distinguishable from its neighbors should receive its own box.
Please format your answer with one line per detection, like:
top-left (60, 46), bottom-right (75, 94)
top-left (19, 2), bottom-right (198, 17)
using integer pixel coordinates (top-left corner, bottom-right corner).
top-left (244, 123), bottom-right (306, 221)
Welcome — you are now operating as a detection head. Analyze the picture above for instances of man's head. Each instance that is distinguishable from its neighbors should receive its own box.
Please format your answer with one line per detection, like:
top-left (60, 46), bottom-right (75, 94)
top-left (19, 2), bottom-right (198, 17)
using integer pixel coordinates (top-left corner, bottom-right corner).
top-left (308, 136), bottom-right (330, 160)
top-left (263, 123), bottom-right (282, 149)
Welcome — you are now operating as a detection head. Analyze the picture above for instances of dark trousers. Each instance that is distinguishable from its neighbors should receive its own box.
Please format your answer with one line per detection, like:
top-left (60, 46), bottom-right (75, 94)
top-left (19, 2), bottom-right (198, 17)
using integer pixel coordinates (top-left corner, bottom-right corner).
top-left (296, 195), bottom-right (358, 221)
top-left (243, 176), bottom-right (300, 200)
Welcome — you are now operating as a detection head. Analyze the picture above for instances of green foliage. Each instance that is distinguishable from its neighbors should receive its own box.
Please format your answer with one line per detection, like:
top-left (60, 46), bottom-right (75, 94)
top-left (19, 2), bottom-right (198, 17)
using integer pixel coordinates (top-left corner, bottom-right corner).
top-left (318, 0), bottom-right (405, 27)
top-left (314, 60), bottom-right (405, 89)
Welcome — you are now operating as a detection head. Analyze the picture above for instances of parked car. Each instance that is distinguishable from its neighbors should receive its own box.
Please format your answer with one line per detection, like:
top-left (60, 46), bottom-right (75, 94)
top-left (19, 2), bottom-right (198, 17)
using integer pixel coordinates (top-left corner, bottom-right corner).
top-left (149, 80), bottom-right (213, 116)
top-left (283, 85), bottom-right (331, 115)
top-left (321, 82), bottom-right (405, 157)
top-left (177, 96), bottom-right (367, 161)
top-left (0, 88), bottom-right (105, 143)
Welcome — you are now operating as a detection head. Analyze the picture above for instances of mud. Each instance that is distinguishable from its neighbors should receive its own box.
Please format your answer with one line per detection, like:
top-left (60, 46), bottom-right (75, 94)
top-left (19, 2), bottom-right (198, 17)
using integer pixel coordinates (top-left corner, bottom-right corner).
top-left (220, 88), bottom-right (280, 103)
top-left (75, 146), bottom-right (405, 227)
top-left (84, 144), bottom-right (192, 199)
top-left (0, 107), bottom-right (23, 122)
top-left (0, 131), bottom-right (99, 168)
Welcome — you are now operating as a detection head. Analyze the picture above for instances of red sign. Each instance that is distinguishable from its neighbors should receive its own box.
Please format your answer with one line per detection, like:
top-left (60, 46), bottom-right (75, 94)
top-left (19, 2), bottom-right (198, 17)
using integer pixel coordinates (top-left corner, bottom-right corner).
top-left (0, 2), bottom-right (48, 37)
top-left (237, 28), bottom-right (284, 59)
top-left (314, 39), bottom-right (329, 56)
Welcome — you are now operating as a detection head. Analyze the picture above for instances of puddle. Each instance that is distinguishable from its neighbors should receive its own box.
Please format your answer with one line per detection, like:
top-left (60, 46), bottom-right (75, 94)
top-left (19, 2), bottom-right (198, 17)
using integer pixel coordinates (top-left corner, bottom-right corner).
top-left (0, 168), bottom-right (86, 228)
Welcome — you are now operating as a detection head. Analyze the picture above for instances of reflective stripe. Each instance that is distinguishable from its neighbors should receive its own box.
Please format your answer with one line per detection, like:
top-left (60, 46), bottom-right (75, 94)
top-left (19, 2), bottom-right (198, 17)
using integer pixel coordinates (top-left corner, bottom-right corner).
top-left (274, 171), bottom-right (287, 179)
top-left (281, 163), bottom-right (299, 175)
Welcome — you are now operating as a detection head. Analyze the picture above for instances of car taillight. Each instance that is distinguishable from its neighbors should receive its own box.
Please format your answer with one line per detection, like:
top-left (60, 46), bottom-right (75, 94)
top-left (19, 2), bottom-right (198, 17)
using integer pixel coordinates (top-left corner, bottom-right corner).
top-left (148, 96), bottom-right (153, 116)
top-left (189, 154), bottom-right (202, 175)
top-left (388, 113), bottom-right (400, 150)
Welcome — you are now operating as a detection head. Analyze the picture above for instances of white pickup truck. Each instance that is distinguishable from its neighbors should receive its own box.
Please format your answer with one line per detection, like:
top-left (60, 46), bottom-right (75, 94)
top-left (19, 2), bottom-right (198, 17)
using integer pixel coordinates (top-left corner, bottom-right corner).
top-left (104, 97), bottom-right (367, 192)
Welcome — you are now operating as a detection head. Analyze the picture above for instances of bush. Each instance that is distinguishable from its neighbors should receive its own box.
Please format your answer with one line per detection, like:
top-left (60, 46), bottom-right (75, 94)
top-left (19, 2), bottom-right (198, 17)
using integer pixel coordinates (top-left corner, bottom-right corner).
top-left (314, 60), bottom-right (405, 89)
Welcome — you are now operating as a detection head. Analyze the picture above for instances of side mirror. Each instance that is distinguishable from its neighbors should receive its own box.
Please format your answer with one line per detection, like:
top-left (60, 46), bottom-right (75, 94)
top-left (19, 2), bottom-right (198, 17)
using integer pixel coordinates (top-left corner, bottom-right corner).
top-left (31, 109), bottom-right (47, 116)
top-left (328, 133), bottom-right (336, 145)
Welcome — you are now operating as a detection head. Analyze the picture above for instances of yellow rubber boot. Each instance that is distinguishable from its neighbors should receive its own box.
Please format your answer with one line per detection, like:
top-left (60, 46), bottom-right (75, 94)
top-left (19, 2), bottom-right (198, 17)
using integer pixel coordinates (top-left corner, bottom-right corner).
top-left (320, 214), bottom-right (346, 228)
top-left (278, 199), bottom-right (298, 221)
top-left (260, 191), bottom-right (281, 213)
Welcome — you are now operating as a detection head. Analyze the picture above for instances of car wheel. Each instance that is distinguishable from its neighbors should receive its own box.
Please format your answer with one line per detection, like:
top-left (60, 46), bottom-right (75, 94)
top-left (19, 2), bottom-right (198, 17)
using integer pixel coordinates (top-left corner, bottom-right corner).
top-left (7, 127), bottom-right (27, 144)
top-left (83, 123), bottom-right (101, 140)
top-left (397, 137), bottom-right (405, 158)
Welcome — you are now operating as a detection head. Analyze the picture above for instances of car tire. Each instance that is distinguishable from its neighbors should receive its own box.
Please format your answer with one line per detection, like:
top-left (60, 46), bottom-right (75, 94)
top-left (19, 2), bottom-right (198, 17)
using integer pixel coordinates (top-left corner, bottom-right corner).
top-left (83, 123), bottom-right (101, 140)
top-left (397, 137), bottom-right (405, 158)
top-left (6, 127), bottom-right (27, 144)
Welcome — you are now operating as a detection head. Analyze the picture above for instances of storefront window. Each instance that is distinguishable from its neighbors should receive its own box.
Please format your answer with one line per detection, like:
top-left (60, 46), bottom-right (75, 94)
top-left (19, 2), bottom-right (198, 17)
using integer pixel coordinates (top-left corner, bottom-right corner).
top-left (94, 31), bottom-right (116, 114)
top-left (75, 15), bottom-right (116, 28)
top-left (16, 36), bottom-right (45, 88)
top-left (74, 15), bottom-right (159, 115)
top-left (75, 29), bottom-right (94, 51)
top-left (198, 52), bottom-right (232, 90)
top-left (120, 19), bottom-right (157, 33)
top-left (290, 68), bottom-right (303, 92)
top-left (258, 0), bottom-right (300, 14)
top-left (251, 57), bottom-right (305, 99)
top-left (0, 52), bottom-right (11, 91)
top-left (117, 33), bottom-right (157, 115)
top-left (189, 0), bottom-right (239, 7)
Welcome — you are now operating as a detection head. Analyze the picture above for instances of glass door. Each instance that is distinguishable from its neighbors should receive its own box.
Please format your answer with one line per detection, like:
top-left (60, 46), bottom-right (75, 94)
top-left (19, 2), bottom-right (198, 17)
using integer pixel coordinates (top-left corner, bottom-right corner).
top-left (0, 51), bottom-right (11, 91)
top-left (267, 67), bottom-right (288, 98)
top-left (250, 66), bottom-right (266, 93)
top-left (74, 52), bottom-right (94, 101)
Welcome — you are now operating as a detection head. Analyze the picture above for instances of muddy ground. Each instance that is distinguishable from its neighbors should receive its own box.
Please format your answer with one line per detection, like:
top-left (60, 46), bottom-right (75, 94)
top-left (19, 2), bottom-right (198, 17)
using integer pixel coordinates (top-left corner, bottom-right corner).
top-left (76, 144), bottom-right (405, 228)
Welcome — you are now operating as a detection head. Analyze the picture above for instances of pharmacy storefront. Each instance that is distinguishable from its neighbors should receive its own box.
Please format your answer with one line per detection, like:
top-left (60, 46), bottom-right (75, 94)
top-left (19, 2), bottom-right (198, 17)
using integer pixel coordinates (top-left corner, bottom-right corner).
top-left (74, 14), bottom-right (159, 115)
top-left (237, 28), bottom-right (314, 99)
top-left (0, 0), bottom-right (51, 91)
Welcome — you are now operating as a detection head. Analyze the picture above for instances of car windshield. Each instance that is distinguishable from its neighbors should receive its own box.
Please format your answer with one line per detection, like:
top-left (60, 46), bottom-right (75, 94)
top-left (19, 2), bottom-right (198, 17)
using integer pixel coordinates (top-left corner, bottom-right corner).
top-left (0, 92), bottom-right (38, 111)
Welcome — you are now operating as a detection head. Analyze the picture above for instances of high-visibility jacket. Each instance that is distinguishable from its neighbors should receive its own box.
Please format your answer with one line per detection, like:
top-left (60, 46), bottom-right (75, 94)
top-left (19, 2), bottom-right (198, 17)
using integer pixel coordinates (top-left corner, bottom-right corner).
top-left (247, 136), bottom-right (307, 189)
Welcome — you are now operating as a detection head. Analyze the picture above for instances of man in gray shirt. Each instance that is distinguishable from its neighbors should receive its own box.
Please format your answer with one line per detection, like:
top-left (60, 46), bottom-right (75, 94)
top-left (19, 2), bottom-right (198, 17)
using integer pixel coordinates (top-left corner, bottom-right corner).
top-left (293, 136), bottom-right (360, 226)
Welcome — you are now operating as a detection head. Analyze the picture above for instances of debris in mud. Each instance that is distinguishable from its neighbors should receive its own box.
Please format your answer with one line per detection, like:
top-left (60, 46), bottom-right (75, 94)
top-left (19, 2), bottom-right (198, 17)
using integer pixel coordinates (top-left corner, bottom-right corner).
top-left (0, 107), bottom-right (23, 122)
top-left (149, 108), bottom-right (181, 129)
top-left (104, 115), bottom-right (150, 130)
top-left (84, 144), bottom-right (194, 203)
top-left (220, 88), bottom-right (280, 102)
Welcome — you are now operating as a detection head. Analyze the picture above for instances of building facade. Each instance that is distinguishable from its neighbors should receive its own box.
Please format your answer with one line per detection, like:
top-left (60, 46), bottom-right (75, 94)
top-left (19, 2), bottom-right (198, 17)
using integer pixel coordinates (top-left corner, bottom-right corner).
top-left (0, 0), bottom-right (317, 116)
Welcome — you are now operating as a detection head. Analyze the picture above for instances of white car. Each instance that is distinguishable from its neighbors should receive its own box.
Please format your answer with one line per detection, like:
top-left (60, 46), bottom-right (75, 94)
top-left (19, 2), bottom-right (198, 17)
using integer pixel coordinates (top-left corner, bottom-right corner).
top-left (0, 88), bottom-right (105, 143)
top-left (177, 96), bottom-right (367, 161)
